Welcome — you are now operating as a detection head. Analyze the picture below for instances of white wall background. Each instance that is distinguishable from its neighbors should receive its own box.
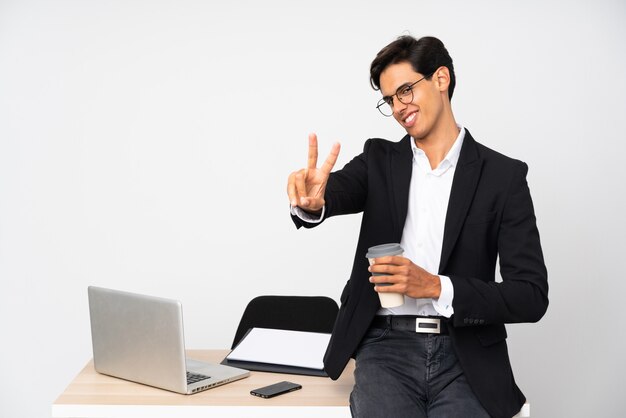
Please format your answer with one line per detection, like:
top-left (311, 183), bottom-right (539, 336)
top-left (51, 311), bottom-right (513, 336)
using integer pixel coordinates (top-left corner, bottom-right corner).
top-left (1, 1), bottom-right (625, 417)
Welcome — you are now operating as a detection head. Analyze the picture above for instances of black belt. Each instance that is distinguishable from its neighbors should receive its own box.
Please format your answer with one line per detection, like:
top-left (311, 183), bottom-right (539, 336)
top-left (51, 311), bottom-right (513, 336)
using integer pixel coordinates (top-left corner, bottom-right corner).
top-left (370, 315), bottom-right (449, 335)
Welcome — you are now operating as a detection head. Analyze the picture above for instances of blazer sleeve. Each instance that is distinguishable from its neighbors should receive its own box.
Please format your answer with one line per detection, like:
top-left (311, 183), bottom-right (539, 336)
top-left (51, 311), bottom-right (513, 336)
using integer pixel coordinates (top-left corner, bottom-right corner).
top-left (449, 162), bottom-right (549, 326)
top-left (291, 139), bottom-right (371, 229)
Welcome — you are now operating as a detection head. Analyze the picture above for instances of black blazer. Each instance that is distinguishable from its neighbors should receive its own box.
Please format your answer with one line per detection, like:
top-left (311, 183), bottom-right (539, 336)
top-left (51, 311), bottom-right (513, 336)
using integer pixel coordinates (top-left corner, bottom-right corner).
top-left (292, 130), bottom-right (548, 418)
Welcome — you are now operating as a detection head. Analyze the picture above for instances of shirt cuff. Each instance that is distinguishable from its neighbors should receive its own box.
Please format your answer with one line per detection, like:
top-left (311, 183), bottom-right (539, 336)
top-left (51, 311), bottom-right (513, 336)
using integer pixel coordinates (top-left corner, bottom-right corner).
top-left (290, 205), bottom-right (325, 223)
top-left (432, 275), bottom-right (454, 318)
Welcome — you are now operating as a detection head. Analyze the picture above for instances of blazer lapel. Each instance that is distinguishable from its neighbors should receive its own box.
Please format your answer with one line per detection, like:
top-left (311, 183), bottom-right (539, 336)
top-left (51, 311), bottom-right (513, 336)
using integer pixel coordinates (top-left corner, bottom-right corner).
top-left (389, 135), bottom-right (413, 240)
top-left (439, 131), bottom-right (484, 272)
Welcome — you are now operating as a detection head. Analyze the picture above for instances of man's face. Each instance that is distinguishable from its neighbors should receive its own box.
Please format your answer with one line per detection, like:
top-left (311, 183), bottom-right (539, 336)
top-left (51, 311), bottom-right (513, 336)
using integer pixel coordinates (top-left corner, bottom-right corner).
top-left (379, 61), bottom-right (444, 140)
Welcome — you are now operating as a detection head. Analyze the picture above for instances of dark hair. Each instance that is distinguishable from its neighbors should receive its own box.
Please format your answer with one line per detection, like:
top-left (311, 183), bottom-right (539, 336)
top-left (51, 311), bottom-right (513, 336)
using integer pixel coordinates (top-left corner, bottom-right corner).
top-left (370, 35), bottom-right (456, 100)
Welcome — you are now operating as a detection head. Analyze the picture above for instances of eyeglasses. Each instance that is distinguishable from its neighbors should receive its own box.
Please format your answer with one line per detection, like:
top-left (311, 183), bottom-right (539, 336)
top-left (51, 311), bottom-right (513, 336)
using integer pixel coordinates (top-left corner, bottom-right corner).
top-left (376, 73), bottom-right (433, 117)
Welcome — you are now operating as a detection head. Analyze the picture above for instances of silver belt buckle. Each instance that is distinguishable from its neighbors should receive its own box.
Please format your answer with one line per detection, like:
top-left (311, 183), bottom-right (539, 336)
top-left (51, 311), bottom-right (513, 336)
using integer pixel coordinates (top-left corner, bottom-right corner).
top-left (415, 318), bottom-right (441, 334)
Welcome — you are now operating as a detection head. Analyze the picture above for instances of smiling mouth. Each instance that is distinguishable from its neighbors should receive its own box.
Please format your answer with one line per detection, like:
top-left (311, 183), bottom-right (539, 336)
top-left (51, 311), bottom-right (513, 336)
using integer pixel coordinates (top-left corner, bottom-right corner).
top-left (403, 110), bottom-right (418, 126)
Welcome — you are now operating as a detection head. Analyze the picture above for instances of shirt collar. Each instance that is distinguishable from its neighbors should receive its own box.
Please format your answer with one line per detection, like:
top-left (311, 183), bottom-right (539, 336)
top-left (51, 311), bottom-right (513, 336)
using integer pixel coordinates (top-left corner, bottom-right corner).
top-left (410, 125), bottom-right (466, 174)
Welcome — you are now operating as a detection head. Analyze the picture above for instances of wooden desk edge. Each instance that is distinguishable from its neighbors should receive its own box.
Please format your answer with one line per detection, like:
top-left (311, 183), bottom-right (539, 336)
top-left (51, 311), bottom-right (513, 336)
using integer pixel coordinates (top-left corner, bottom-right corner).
top-left (53, 349), bottom-right (355, 417)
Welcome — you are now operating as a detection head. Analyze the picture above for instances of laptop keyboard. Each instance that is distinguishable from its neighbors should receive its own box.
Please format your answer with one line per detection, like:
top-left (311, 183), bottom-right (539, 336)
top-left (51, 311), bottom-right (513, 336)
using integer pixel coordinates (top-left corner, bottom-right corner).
top-left (186, 371), bottom-right (211, 384)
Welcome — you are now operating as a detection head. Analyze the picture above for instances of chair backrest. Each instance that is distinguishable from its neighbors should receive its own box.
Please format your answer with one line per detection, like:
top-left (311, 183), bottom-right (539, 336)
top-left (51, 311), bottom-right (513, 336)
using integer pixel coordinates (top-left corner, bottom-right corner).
top-left (231, 295), bottom-right (339, 349)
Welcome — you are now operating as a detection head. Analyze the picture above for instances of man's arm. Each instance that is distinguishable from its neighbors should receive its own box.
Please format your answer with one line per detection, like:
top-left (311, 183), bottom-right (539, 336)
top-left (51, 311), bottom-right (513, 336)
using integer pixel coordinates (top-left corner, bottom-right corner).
top-left (449, 162), bottom-right (549, 327)
top-left (290, 205), bottom-right (325, 227)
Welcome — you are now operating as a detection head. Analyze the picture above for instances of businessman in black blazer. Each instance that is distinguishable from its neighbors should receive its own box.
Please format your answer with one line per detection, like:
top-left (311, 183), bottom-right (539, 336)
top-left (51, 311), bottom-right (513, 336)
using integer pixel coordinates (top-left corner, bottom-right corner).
top-left (287, 36), bottom-right (548, 418)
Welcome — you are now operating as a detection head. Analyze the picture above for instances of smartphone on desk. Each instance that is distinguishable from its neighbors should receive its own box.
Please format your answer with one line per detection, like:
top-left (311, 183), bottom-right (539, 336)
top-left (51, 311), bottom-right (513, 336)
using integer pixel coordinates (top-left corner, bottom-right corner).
top-left (250, 381), bottom-right (302, 398)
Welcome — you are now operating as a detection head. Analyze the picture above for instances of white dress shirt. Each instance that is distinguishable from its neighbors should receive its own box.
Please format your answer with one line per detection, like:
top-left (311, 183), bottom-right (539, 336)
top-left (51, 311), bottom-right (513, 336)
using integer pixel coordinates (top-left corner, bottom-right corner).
top-left (292, 127), bottom-right (466, 318)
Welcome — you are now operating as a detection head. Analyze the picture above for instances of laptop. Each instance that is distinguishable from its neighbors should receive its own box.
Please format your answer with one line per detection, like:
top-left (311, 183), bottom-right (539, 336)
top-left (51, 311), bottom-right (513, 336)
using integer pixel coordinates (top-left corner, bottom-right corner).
top-left (88, 286), bottom-right (250, 394)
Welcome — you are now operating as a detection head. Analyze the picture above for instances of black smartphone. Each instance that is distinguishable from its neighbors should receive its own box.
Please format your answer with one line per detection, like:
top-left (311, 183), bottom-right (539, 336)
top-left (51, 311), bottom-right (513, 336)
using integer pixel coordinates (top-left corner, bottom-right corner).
top-left (250, 381), bottom-right (302, 398)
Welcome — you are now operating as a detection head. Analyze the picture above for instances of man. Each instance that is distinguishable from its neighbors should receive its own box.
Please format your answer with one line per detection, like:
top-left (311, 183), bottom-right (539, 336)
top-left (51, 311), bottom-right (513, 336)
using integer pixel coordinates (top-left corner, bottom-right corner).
top-left (287, 35), bottom-right (548, 418)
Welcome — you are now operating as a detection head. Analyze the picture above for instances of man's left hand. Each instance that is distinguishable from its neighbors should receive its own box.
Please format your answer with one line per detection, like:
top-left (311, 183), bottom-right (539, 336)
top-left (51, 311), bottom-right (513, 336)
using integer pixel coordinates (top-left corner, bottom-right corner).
top-left (369, 256), bottom-right (441, 299)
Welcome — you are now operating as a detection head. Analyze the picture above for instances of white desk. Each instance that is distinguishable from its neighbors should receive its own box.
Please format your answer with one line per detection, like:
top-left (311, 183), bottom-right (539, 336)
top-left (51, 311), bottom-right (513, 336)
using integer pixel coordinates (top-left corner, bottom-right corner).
top-left (52, 349), bottom-right (354, 418)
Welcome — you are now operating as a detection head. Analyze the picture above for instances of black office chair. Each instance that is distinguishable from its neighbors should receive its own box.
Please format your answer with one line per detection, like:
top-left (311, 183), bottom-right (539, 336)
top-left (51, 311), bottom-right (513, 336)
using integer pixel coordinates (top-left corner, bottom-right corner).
top-left (231, 295), bottom-right (339, 349)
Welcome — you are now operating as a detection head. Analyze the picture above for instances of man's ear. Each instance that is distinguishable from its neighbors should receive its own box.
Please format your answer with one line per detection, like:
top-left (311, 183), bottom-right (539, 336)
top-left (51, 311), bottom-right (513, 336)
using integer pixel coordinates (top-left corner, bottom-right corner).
top-left (434, 66), bottom-right (451, 95)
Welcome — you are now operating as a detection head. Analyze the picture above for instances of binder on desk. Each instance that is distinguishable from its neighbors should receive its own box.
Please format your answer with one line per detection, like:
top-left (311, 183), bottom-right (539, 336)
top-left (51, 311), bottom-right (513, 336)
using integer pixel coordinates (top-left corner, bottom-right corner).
top-left (221, 328), bottom-right (331, 377)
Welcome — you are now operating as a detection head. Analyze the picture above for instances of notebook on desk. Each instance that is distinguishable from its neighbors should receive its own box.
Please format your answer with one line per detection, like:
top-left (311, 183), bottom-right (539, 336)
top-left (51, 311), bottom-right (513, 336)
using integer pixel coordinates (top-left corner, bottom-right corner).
top-left (222, 328), bottom-right (331, 377)
top-left (88, 286), bottom-right (249, 394)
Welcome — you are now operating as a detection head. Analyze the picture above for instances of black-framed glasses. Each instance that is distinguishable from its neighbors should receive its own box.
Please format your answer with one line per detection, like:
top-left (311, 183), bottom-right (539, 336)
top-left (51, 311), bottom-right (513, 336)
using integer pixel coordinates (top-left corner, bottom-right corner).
top-left (376, 73), bottom-right (434, 117)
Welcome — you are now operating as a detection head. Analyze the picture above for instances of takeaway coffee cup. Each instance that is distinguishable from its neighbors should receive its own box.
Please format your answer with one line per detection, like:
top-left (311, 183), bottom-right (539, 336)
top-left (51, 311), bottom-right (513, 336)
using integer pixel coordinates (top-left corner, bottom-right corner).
top-left (366, 243), bottom-right (405, 308)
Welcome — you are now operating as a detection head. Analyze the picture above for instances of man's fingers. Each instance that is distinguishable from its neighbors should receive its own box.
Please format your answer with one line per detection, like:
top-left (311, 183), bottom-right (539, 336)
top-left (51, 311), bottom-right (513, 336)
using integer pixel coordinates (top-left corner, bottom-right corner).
top-left (374, 282), bottom-right (406, 294)
top-left (295, 171), bottom-right (308, 206)
top-left (320, 142), bottom-right (341, 175)
top-left (372, 255), bottom-right (407, 265)
top-left (369, 264), bottom-right (397, 275)
top-left (370, 275), bottom-right (403, 294)
top-left (302, 197), bottom-right (324, 211)
top-left (369, 261), bottom-right (411, 276)
top-left (307, 133), bottom-right (318, 170)
top-left (370, 274), bottom-right (397, 284)
top-left (287, 172), bottom-right (298, 206)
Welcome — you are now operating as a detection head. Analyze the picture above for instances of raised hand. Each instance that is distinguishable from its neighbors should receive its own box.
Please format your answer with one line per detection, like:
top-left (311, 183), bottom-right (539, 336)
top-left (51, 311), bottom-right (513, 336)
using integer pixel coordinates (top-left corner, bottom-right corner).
top-left (287, 133), bottom-right (341, 213)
